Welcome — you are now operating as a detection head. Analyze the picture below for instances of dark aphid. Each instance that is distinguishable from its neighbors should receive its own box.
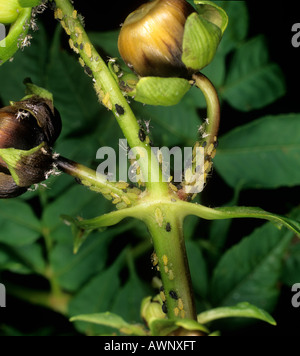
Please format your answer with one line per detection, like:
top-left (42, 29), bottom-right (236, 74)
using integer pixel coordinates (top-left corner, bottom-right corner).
top-left (115, 103), bottom-right (125, 116)
top-left (201, 141), bottom-right (207, 148)
top-left (169, 290), bottom-right (178, 300)
top-left (139, 128), bottom-right (146, 142)
top-left (165, 222), bottom-right (172, 232)
top-left (162, 301), bottom-right (168, 314)
top-left (84, 65), bottom-right (93, 77)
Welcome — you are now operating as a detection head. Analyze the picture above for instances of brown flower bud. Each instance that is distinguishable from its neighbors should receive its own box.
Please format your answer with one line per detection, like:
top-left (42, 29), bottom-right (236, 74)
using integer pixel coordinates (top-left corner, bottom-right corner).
top-left (0, 96), bottom-right (61, 198)
top-left (118, 0), bottom-right (195, 78)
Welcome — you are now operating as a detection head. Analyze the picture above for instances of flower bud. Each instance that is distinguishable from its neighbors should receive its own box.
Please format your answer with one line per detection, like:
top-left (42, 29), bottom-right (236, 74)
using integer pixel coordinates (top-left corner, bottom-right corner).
top-left (141, 296), bottom-right (166, 327)
top-left (118, 0), bottom-right (228, 78)
top-left (0, 96), bottom-right (61, 198)
top-left (118, 0), bottom-right (194, 78)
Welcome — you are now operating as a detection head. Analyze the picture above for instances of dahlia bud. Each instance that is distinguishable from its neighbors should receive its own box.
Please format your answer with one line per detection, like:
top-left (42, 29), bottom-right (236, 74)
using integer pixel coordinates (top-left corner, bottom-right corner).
top-left (141, 296), bottom-right (166, 326)
top-left (0, 95), bottom-right (61, 198)
top-left (118, 0), bottom-right (228, 78)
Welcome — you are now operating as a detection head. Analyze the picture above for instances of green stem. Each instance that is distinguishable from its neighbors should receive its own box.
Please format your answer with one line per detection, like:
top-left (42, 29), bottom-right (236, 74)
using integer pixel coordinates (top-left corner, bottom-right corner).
top-left (193, 72), bottom-right (220, 154)
top-left (145, 206), bottom-right (197, 320)
top-left (53, 0), bottom-right (168, 197)
top-left (56, 156), bottom-right (131, 201)
top-left (53, 0), bottom-right (196, 323)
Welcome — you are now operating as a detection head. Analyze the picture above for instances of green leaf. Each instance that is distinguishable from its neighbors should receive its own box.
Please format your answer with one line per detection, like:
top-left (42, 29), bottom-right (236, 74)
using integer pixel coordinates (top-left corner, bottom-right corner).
top-left (0, 199), bottom-right (41, 246)
top-left (197, 302), bottom-right (276, 325)
top-left (149, 317), bottom-right (209, 336)
top-left (186, 241), bottom-right (208, 298)
top-left (221, 36), bottom-right (286, 111)
top-left (214, 114), bottom-right (300, 189)
top-left (46, 26), bottom-right (101, 137)
top-left (88, 30), bottom-right (120, 58)
top-left (178, 201), bottom-right (300, 238)
top-left (0, 20), bottom-right (48, 102)
top-left (49, 231), bottom-right (110, 292)
top-left (0, 243), bottom-right (45, 274)
top-left (68, 251), bottom-right (125, 335)
top-left (111, 265), bottom-right (150, 324)
top-left (210, 221), bottom-right (294, 310)
top-left (42, 184), bottom-right (110, 243)
top-left (216, 1), bottom-right (249, 55)
top-left (282, 243), bottom-right (300, 286)
top-left (70, 312), bottom-right (147, 336)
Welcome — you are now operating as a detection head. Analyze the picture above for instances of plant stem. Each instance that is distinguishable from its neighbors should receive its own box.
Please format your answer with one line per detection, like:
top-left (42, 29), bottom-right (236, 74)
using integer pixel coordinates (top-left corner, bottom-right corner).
top-left (53, 0), bottom-right (196, 322)
top-left (56, 156), bottom-right (128, 198)
top-left (145, 205), bottom-right (196, 320)
top-left (53, 0), bottom-right (168, 197)
top-left (193, 72), bottom-right (220, 153)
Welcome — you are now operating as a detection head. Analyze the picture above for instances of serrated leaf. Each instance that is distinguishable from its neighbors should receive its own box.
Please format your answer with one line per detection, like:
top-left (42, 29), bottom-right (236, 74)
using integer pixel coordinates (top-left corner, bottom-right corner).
top-left (0, 199), bottom-right (41, 246)
top-left (216, 1), bottom-right (249, 55)
top-left (221, 36), bottom-right (286, 111)
top-left (68, 251), bottom-right (126, 335)
top-left (0, 21), bottom-right (48, 103)
top-left (46, 26), bottom-right (101, 137)
top-left (197, 302), bottom-right (276, 325)
top-left (186, 241), bottom-right (208, 298)
top-left (214, 114), bottom-right (300, 189)
top-left (210, 221), bottom-right (294, 310)
top-left (49, 231), bottom-right (109, 292)
top-left (0, 243), bottom-right (45, 274)
top-left (70, 312), bottom-right (147, 336)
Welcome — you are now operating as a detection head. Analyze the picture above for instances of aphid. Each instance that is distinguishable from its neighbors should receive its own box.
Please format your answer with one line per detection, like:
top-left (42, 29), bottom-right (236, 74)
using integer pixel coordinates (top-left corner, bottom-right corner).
top-left (165, 222), bottom-right (172, 232)
top-left (178, 298), bottom-right (184, 310)
top-left (207, 143), bottom-right (215, 156)
top-left (160, 289), bottom-right (166, 302)
top-left (84, 65), bottom-right (93, 77)
top-left (162, 301), bottom-right (168, 314)
top-left (169, 183), bottom-right (178, 192)
top-left (122, 195), bottom-right (131, 206)
top-left (78, 58), bottom-right (85, 67)
top-left (54, 8), bottom-right (63, 20)
top-left (151, 252), bottom-right (159, 267)
top-left (168, 270), bottom-right (174, 280)
top-left (155, 208), bottom-right (164, 227)
top-left (84, 42), bottom-right (92, 58)
top-left (102, 92), bottom-right (112, 110)
top-left (72, 10), bottom-right (78, 19)
top-left (162, 255), bottom-right (168, 266)
top-left (169, 290), bottom-right (178, 300)
top-left (115, 104), bottom-right (125, 116)
top-left (173, 307), bottom-right (179, 317)
top-left (138, 128), bottom-right (146, 142)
